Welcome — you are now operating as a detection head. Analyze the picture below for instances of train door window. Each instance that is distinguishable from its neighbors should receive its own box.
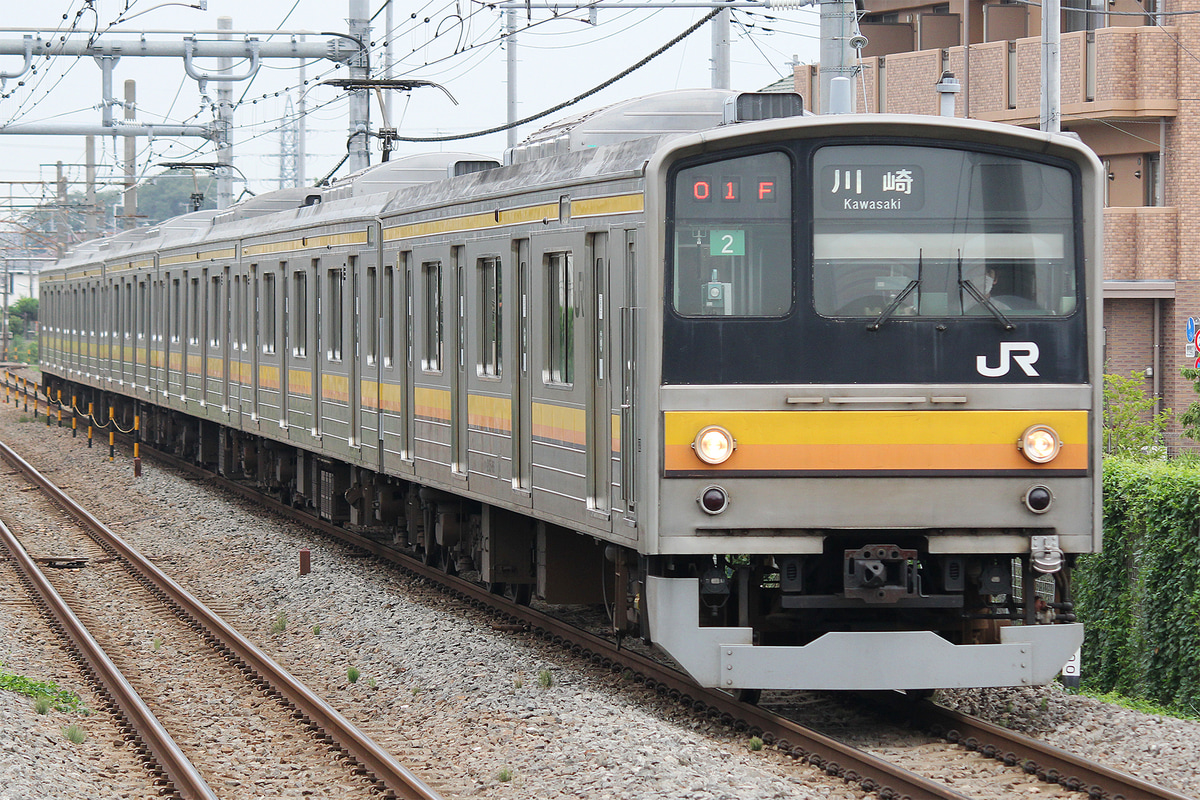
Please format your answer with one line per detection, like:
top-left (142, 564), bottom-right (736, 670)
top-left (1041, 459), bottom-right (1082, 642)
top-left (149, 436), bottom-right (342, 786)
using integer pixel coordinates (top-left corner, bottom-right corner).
top-left (479, 256), bottom-right (502, 378)
top-left (189, 277), bottom-right (200, 345)
top-left (327, 266), bottom-right (343, 362)
top-left (292, 270), bottom-right (307, 357)
top-left (383, 263), bottom-right (395, 368)
top-left (422, 260), bottom-right (443, 372)
top-left (209, 275), bottom-right (221, 347)
top-left (125, 282), bottom-right (134, 344)
top-left (546, 251), bottom-right (574, 385)
top-left (171, 278), bottom-right (182, 343)
top-left (138, 281), bottom-right (147, 343)
top-left (366, 265), bottom-right (378, 366)
top-left (262, 272), bottom-right (276, 354)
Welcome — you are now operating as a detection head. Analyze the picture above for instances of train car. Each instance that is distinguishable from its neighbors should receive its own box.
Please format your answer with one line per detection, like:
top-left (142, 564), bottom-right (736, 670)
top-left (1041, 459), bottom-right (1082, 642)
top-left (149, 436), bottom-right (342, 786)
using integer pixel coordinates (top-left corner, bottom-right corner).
top-left (39, 88), bottom-right (1102, 691)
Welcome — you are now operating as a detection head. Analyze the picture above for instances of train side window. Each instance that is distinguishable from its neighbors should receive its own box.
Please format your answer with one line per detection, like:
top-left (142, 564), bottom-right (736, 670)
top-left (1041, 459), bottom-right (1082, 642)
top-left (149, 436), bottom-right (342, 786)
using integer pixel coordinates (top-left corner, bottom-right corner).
top-left (327, 267), bottom-right (343, 362)
top-left (546, 251), bottom-right (573, 385)
top-left (292, 271), bottom-right (307, 358)
top-left (422, 260), bottom-right (443, 372)
top-left (262, 272), bottom-right (276, 354)
top-left (479, 256), bottom-right (502, 378)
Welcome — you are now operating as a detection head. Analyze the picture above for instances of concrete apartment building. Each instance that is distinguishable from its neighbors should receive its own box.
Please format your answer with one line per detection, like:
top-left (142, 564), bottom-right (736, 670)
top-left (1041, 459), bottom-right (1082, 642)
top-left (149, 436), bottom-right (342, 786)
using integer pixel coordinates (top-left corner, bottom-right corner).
top-left (791, 1), bottom-right (1195, 448)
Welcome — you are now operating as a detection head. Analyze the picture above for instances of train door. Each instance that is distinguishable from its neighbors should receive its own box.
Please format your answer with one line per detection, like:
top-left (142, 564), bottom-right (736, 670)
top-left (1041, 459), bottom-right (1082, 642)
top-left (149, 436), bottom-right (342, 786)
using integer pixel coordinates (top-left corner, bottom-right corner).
top-left (511, 239), bottom-right (532, 497)
top-left (451, 247), bottom-right (467, 477)
top-left (351, 253), bottom-right (368, 460)
top-left (379, 254), bottom-right (410, 475)
top-left (220, 266), bottom-right (232, 414)
top-left (359, 255), bottom-right (383, 468)
top-left (280, 262), bottom-right (291, 430)
top-left (619, 230), bottom-right (638, 527)
top-left (311, 259), bottom-right (321, 435)
top-left (587, 232), bottom-right (611, 519)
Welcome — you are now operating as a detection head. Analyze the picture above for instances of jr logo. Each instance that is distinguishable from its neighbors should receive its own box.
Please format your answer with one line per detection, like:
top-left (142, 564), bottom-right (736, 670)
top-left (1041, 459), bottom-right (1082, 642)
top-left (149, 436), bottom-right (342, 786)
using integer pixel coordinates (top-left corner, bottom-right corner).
top-left (976, 342), bottom-right (1040, 377)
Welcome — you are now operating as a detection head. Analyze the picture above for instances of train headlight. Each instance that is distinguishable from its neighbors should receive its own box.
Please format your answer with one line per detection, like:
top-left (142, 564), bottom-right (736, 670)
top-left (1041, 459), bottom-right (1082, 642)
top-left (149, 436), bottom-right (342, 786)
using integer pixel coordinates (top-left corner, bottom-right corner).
top-left (693, 425), bottom-right (736, 465)
top-left (1018, 425), bottom-right (1061, 464)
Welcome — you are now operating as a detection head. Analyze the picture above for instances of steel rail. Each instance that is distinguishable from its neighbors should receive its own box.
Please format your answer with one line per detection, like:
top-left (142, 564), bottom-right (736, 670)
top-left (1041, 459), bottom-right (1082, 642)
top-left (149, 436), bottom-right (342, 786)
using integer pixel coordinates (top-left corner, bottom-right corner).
top-left (882, 695), bottom-right (1196, 800)
top-left (14, 376), bottom-right (1185, 800)
top-left (140, 445), bottom-right (974, 800)
top-left (0, 494), bottom-right (218, 799)
top-left (0, 438), bottom-right (441, 800)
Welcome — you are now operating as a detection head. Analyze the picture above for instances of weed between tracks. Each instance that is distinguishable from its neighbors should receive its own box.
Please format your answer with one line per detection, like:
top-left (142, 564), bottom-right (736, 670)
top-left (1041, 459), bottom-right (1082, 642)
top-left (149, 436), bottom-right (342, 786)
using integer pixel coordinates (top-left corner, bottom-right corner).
top-left (0, 664), bottom-right (84, 713)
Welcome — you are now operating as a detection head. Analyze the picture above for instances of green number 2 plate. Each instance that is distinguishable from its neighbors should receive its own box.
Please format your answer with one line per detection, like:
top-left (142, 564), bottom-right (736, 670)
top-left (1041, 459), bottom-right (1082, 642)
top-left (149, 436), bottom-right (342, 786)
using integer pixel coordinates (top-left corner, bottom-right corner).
top-left (709, 230), bottom-right (745, 256)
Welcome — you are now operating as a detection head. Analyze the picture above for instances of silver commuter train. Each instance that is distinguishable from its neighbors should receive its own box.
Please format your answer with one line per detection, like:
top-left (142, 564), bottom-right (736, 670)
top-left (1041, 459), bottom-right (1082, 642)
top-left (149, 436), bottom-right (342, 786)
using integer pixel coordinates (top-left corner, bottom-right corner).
top-left (39, 89), bottom-right (1102, 691)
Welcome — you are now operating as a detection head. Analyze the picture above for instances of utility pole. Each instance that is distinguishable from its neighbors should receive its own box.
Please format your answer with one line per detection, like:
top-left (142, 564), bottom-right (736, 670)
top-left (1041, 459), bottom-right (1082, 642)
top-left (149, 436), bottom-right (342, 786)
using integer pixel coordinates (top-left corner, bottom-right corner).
top-left (819, 0), bottom-right (860, 114)
top-left (348, 0), bottom-right (372, 173)
top-left (506, 7), bottom-right (519, 149)
top-left (123, 80), bottom-right (138, 229)
top-left (55, 162), bottom-right (68, 258)
top-left (217, 16), bottom-right (234, 209)
top-left (1041, 0), bottom-right (1061, 132)
top-left (85, 137), bottom-right (98, 238)
top-left (711, 7), bottom-right (731, 90)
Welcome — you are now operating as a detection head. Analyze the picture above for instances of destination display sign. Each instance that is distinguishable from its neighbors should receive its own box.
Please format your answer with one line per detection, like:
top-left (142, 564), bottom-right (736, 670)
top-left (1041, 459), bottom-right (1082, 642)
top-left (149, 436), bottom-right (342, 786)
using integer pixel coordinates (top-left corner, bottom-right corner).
top-left (818, 164), bottom-right (925, 214)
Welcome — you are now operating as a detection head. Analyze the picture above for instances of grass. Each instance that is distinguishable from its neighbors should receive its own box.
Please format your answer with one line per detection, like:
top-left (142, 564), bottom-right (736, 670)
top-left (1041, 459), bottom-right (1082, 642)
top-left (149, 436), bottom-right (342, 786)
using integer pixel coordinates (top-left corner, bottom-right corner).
top-left (311, 624), bottom-right (321, 636)
top-left (1081, 689), bottom-right (1200, 721)
top-left (0, 666), bottom-right (83, 713)
top-left (151, 635), bottom-right (163, 651)
top-left (347, 666), bottom-right (360, 684)
top-left (34, 697), bottom-right (51, 715)
top-left (270, 613), bottom-right (287, 634)
top-left (537, 669), bottom-right (553, 689)
top-left (497, 766), bottom-right (513, 783)
top-left (748, 736), bottom-right (764, 751)
top-left (63, 724), bottom-right (86, 744)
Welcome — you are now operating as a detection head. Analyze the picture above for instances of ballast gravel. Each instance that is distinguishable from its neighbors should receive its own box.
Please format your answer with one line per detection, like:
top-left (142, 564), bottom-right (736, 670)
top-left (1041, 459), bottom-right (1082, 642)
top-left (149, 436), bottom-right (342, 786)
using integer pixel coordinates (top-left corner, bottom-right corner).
top-left (0, 394), bottom-right (1198, 799)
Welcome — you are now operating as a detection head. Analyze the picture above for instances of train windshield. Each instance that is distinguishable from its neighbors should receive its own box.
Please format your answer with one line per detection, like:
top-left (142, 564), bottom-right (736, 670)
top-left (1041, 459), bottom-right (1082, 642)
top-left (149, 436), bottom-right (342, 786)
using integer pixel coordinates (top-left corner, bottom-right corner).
top-left (812, 145), bottom-right (1077, 319)
top-left (671, 151), bottom-right (793, 317)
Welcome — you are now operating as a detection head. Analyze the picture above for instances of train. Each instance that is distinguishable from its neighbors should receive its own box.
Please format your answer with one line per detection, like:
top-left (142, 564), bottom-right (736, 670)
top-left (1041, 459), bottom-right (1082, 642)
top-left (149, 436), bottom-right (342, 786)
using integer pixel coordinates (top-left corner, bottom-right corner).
top-left (38, 88), bottom-right (1103, 692)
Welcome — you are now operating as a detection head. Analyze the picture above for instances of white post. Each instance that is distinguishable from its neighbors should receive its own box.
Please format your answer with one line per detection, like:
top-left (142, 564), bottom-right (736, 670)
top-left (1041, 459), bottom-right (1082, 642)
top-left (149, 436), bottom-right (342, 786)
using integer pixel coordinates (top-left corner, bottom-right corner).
top-left (711, 8), bottom-right (731, 89)
top-left (348, 0), bottom-right (371, 173)
top-left (1040, 0), bottom-right (1060, 132)
top-left (217, 16), bottom-right (233, 209)
top-left (506, 7), bottom-right (519, 149)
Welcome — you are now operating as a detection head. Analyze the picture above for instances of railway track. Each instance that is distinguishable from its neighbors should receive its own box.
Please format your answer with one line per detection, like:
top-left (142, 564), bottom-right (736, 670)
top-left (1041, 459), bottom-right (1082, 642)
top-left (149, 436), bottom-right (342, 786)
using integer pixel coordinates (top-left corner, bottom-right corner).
top-left (133, 439), bottom-right (1192, 800)
top-left (2, 371), bottom-right (1194, 800)
top-left (0, 436), bottom-right (441, 800)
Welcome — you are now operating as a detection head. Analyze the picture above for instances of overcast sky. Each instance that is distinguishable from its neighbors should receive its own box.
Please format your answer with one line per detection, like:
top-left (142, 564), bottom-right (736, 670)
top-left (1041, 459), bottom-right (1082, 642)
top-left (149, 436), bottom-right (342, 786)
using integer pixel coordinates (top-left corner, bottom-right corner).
top-left (0, 0), bottom-right (820, 208)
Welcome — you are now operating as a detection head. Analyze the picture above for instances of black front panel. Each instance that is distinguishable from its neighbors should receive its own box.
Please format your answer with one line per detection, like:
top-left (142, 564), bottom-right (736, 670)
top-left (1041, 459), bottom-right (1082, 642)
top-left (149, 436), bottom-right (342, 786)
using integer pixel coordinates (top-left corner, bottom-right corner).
top-left (663, 138), bottom-right (1087, 385)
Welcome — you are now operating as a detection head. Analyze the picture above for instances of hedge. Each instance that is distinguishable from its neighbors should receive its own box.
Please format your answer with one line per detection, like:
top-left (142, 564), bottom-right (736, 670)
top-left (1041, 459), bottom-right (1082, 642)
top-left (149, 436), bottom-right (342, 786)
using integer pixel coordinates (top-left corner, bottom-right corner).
top-left (1074, 457), bottom-right (1200, 711)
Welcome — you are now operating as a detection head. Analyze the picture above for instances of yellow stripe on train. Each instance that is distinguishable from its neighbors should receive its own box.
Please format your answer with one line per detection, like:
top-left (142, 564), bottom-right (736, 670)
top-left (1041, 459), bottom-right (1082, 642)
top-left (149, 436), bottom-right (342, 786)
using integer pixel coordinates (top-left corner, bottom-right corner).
top-left (663, 410), bottom-right (1089, 472)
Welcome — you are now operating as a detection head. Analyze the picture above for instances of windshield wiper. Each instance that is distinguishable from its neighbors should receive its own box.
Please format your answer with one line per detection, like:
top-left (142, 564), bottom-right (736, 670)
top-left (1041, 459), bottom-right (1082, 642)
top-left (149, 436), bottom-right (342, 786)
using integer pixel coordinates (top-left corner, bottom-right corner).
top-left (957, 254), bottom-right (1015, 331)
top-left (867, 279), bottom-right (920, 330)
top-left (867, 251), bottom-right (922, 331)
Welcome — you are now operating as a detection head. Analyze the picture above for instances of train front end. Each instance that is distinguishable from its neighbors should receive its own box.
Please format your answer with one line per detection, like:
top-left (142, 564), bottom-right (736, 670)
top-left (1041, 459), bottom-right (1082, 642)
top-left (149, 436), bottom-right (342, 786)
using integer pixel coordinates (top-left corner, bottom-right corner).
top-left (641, 114), bottom-right (1102, 691)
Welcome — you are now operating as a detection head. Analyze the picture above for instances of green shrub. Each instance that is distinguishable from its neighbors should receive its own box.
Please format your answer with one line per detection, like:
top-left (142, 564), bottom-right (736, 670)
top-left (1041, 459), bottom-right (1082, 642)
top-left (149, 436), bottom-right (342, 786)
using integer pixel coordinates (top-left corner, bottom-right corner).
top-left (347, 666), bottom-right (360, 684)
top-left (1075, 458), bottom-right (1200, 711)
